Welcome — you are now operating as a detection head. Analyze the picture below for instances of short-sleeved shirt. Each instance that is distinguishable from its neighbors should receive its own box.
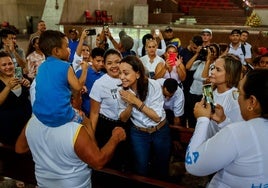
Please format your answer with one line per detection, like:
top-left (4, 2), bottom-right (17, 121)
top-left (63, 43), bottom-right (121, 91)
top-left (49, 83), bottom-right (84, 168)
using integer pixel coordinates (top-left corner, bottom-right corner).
top-left (118, 79), bottom-right (166, 128)
top-left (89, 74), bottom-right (121, 120)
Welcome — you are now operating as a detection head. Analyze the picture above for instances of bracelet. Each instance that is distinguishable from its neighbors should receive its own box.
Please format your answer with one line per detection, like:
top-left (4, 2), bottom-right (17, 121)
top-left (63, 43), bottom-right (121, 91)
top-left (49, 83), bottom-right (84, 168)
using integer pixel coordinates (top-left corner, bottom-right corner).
top-left (138, 102), bottom-right (145, 111)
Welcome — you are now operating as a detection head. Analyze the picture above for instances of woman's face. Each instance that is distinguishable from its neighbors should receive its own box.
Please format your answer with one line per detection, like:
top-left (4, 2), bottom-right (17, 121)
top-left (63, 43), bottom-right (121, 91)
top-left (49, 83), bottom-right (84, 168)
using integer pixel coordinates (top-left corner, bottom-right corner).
top-left (165, 46), bottom-right (178, 60)
top-left (119, 62), bottom-right (139, 89)
top-left (146, 40), bottom-right (157, 56)
top-left (210, 58), bottom-right (226, 86)
top-left (0, 56), bottom-right (15, 77)
top-left (104, 54), bottom-right (121, 78)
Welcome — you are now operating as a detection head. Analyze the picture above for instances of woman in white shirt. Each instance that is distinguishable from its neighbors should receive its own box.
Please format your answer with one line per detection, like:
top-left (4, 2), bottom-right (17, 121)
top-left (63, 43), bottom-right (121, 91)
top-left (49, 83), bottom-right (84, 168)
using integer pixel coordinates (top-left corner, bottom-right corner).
top-left (140, 39), bottom-right (165, 79)
top-left (118, 55), bottom-right (171, 179)
top-left (186, 69), bottom-right (268, 187)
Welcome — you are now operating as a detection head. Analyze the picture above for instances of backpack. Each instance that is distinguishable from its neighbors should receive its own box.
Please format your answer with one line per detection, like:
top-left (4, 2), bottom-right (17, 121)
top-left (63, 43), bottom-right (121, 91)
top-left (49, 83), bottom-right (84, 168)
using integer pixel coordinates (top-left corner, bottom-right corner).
top-left (241, 43), bottom-right (246, 56)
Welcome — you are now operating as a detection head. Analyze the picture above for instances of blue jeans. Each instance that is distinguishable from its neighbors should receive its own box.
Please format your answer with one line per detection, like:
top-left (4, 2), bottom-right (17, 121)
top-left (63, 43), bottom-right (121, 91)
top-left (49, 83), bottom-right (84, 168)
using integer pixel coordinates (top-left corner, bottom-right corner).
top-left (130, 122), bottom-right (171, 178)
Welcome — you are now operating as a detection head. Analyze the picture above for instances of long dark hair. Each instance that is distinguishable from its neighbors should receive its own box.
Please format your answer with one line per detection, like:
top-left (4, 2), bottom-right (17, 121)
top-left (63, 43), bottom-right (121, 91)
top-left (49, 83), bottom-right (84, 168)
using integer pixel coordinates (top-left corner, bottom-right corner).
top-left (120, 55), bottom-right (148, 101)
top-left (244, 69), bottom-right (268, 118)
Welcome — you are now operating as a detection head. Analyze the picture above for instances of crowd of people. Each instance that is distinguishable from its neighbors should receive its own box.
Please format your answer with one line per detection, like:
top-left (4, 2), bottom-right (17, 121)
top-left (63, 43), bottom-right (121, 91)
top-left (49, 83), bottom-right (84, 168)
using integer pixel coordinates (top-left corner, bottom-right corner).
top-left (0, 19), bottom-right (268, 187)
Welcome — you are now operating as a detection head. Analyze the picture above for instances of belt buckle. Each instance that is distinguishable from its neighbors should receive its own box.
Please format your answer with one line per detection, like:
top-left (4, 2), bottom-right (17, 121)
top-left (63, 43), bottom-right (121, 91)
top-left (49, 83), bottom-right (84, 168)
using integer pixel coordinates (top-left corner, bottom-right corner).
top-left (147, 126), bottom-right (156, 134)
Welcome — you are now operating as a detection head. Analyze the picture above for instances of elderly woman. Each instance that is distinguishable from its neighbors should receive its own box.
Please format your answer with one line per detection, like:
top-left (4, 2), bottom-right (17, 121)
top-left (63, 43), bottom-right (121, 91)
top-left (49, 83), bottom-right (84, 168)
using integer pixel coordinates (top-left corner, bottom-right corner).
top-left (185, 69), bottom-right (268, 187)
top-left (0, 51), bottom-right (31, 145)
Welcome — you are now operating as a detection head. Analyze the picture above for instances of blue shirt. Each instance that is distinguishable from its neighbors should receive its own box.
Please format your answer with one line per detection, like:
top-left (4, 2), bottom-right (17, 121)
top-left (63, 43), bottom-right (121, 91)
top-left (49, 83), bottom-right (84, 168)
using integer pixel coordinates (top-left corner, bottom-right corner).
top-left (76, 67), bottom-right (104, 116)
top-left (68, 39), bottom-right (79, 62)
top-left (33, 56), bottom-right (74, 127)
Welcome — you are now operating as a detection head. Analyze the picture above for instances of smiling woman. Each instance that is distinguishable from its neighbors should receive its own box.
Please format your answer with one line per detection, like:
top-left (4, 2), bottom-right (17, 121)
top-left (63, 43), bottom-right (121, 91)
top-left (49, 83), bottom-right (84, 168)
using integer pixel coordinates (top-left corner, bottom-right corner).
top-left (0, 51), bottom-right (32, 145)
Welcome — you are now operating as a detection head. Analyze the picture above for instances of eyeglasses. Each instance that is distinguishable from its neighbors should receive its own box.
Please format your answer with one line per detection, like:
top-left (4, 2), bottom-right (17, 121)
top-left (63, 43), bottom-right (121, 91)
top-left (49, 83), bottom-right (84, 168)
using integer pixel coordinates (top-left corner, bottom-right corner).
top-left (232, 90), bottom-right (240, 100)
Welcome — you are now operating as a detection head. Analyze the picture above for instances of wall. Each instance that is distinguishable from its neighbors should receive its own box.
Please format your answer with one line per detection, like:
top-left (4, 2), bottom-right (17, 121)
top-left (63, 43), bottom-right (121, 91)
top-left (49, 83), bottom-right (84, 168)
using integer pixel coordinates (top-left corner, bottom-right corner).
top-left (60, 0), bottom-right (147, 24)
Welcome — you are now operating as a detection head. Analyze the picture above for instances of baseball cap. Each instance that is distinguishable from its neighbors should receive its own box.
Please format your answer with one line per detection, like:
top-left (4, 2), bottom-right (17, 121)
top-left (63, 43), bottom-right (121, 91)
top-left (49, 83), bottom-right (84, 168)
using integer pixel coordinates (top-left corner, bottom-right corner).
top-left (69, 28), bottom-right (78, 34)
top-left (201, 28), bottom-right (212, 35)
top-left (230, 29), bottom-right (241, 35)
top-left (165, 26), bottom-right (173, 32)
top-left (192, 35), bottom-right (203, 46)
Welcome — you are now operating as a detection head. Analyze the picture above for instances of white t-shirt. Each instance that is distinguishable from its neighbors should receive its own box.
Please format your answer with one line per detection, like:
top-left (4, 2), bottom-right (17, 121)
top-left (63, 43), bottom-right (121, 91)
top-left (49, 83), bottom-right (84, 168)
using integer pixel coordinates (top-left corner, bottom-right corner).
top-left (72, 52), bottom-right (83, 72)
top-left (140, 55), bottom-right (165, 74)
top-left (26, 115), bottom-right (91, 188)
top-left (207, 87), bottom-right (243, 137)
top-left (186, 117), bottom-right (268, 187)
top-left (157, 78), bottom-right (184, 117)
top-left (118, 79), bottom-right (166, 128)
top-left (89, 74), bottom-right (122, 120)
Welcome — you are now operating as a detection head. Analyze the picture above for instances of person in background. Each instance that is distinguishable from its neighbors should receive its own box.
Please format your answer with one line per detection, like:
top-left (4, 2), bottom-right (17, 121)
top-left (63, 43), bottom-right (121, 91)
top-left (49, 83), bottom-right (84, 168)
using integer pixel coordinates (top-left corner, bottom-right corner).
top-left (254, 53), bottom-right (268, 68)
top-left (68, 28), bottom-right (79, 63)
top-left (0, 29), bottom-right (27, 73)
top-left (118, 55), bottom-right (170, 180)
top-left (118, 33), bottom-right (136, 57)
top-left (96, 32), bottom-right (108, 50)
top-left (0, 51), bottom-right (31, 145)
top-left (137, 32), bottom-right (166, 57)
top-left (140, 38), bottom-right (165, 78)
top-left (240, 30), bottom-right (252, 61)
top-left (76, 47), bottom-right (105, 117)
top-left (32, 30), bottom-right (89, 128)
top-left (201, 28), bottom-right (212, 47)
top-left (157, 78), bottom-right (184, 126)
top-left (25, 36), bottom-right (45, 81)
top-left (29, 20), bottom-right (46, 40)
top-left (186, 69), bottom-right (268, 187)
top-left (154, 44), bottom-right (186, 87)
top-left (72, 29), bottom-right (91, 72)
top-left (228, 29), bottom-right (252, 65)
top-left (163, 26), bottom-right (182, 53)
top-left (15, 113), bottom-right (126, 188)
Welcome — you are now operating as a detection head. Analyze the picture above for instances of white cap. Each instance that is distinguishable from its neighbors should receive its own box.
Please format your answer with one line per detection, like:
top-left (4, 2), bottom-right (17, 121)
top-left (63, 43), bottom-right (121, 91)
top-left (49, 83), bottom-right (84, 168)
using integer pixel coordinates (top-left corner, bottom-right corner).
top-left (202, 28), bottom-right (212, 35)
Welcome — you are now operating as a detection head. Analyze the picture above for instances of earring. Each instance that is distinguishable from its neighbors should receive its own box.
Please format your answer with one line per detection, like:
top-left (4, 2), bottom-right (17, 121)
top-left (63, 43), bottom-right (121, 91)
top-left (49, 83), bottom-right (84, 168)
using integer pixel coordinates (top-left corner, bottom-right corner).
top-left (247, 106), bottom-right (253, 111)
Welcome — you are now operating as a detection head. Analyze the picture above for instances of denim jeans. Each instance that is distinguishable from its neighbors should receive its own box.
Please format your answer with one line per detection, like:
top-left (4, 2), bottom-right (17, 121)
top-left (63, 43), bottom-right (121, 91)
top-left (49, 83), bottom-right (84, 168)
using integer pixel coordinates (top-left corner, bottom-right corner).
top-left (130, 122), bottom-right (171, 178)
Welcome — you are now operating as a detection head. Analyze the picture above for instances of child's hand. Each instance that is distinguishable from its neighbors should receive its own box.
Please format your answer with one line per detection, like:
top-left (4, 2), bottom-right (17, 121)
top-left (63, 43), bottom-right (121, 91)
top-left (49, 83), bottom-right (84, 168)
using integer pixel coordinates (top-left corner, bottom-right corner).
top-left (80, 61), bottom-right (89, 70)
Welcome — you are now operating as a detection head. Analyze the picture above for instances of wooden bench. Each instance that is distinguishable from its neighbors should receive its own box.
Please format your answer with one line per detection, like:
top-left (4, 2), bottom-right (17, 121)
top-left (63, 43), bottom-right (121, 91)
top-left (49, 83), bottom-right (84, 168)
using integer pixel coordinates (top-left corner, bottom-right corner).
top-left (0, 143), bottom-right (187, 187)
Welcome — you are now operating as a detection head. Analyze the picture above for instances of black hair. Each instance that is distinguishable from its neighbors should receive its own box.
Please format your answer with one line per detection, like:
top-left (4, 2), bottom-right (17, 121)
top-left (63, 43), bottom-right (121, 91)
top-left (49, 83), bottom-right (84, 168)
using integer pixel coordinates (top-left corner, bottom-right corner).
top-left (0, 29), bottom-right (16, 49)
top-left (103, 48), bottom-right (122, 63)
top-left (141, 33), bottom-right (153, 56)
top-left (241, 30), bottom-right (249, 35)
top-left (243, 69), bottom-right (268, 118)
top-left (26, 36), bottom-right (39, 57)
top-left (39, 30), bottom-right (66, 57)
top-left (120, 55), bottom-right (149, 102)
top-left (91, 47), bottom-right (105, 58)
top-left (0, 51), bottom-right (11, 59)
top-left (163, 78), bottom-right (178, 94)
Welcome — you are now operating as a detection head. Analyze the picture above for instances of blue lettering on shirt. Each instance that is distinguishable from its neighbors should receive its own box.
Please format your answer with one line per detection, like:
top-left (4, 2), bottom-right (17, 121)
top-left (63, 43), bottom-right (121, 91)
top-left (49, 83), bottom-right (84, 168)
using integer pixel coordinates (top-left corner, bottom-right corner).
top-left (251, 183), bottom-right (268, 188)
top-left (185, 151), bottom-right (199, 165)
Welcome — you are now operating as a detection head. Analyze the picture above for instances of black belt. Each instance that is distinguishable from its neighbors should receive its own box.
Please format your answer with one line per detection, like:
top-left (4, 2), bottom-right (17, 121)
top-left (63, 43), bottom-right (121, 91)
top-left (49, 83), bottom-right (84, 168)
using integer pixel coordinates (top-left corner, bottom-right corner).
top-left (99, 113), bottom-right (119, 123)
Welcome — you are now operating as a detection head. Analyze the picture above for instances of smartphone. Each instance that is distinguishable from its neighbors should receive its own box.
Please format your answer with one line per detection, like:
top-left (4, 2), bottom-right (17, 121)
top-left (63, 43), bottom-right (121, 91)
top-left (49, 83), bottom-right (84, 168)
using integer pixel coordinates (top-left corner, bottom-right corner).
top-left (103, 24), bottom-right (109, 33)
top-left (15, 67), bottom-right (23, 80)
top-left (85, 29), bottom-right (96, 36)
top-left (168, 52), bottom-right (177, 66)
top-left (203, 84), bottom-right (215, 112)
top-left (155, 29), bottom-right (160, 36)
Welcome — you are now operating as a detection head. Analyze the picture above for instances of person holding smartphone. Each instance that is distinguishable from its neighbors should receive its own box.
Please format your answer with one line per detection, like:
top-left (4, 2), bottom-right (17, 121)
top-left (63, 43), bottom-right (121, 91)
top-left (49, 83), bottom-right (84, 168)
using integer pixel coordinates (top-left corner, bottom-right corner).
top-left (154, 44), bottom-right (186, 88)
top-left (0, 51), bottom-right (31, 145)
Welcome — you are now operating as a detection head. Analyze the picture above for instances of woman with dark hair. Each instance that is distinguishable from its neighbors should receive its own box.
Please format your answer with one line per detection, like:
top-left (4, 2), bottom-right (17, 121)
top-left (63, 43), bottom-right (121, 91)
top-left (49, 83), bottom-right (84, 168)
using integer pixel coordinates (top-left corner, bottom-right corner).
top-left (0, 51), bottom-right (31, 145)
top-left (186, 69), bottom-right (268, 187)
top-left (25, 36), bottom-right (45, 80)
top-left (118, 55), bottom-right (171, 179)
